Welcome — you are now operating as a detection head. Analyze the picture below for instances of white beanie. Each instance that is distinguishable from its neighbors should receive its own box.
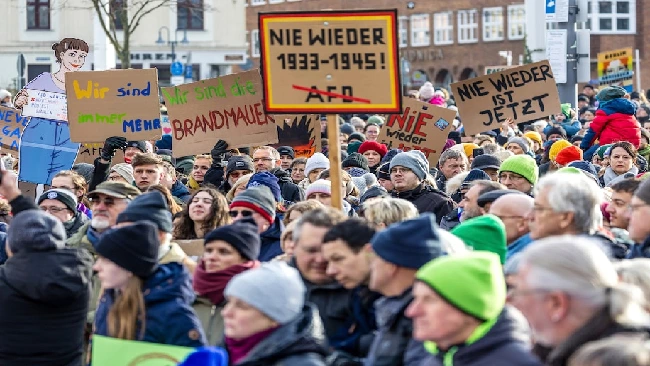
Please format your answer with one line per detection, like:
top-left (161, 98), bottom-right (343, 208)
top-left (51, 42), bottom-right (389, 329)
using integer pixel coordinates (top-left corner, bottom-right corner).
top-left (418, 82), bottom-right (435, 101)
top-left (0, 89), bottom-right (11, 101)
top-left (305, 152), bottom-right (330, 178)
top-left (225, 262), bottom-right (305, 324)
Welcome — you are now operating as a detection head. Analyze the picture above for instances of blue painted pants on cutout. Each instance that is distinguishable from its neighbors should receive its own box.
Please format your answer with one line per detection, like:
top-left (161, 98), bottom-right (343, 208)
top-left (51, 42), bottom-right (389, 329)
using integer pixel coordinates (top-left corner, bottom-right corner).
top-left (19, 117), bottom-right (80, 185)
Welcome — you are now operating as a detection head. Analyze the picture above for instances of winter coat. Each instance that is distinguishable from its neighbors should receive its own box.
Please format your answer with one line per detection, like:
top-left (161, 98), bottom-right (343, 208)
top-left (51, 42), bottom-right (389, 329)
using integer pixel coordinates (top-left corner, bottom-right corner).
top-left (329, 286), bottom-right (380, 358)
top-left (365, 288), bottom-right (431, 366)
top-left (582, 98), bottom-right (641, 149)
top-left (0, 248), bottom-right (93, 366)
top-left (440, 207), bottom-right (461, 230)
top-left (543, 120), bottom-right (581, 138)
top-left (392, 183), bottom-right (455, 224)
top-left (427, 307), bottom-right (541, 366)
top-left (193, 296), bottom-right (225, 346)
top-left (506, 233), bottom-right (533, 261)
top-left (64, 211), bottom-right (89, 238)
top-left (435, 174), bottom-right (448, 192)
top-left (172, 180), bottom-right (192, 203)
top-left (0, 232), bottom-right (7, 265)
top-left (259, 216), bottom-right (284, 262)
top-left (627, 234), bottom-right (650, 259)
top-left (94, 262), bottom-right (206, 347)
top-left (272, 168), bottom-right (305, 205)
top-left (232, 303), bottom-right (329, 366)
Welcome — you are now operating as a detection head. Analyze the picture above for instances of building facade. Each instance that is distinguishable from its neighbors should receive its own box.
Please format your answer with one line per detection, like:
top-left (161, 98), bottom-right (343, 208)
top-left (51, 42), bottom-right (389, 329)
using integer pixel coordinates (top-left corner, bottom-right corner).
top-left (0, 0), bottom-right (247, 91)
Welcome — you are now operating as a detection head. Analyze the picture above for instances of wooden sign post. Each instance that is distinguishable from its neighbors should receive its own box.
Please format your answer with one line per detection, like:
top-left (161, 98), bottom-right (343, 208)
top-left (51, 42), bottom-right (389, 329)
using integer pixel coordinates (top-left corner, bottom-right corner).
top-left (259, 9), bottom-right (403, 210)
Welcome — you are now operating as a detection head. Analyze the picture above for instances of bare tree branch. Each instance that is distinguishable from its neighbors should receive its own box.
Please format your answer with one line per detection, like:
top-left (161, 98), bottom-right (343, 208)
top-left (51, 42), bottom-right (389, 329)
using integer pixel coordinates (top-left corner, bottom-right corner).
top-left (128, 0), bottom-right (170, 35)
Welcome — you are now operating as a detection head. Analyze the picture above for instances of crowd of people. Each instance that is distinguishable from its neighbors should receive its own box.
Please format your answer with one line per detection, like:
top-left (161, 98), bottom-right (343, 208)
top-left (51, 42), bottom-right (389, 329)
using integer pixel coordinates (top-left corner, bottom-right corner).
top-left (1, 82), bottom-right (650, 366)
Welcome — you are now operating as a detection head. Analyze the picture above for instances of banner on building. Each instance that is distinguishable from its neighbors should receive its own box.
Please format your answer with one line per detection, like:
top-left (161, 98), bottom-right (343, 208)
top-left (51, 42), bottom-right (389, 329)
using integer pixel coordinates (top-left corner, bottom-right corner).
top-left (597, 48), bottom-right (634, 93)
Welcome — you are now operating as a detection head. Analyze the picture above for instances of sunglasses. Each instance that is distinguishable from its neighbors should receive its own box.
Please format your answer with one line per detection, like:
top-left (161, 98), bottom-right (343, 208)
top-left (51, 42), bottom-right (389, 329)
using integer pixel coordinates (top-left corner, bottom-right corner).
top-left (88, 196), bottom-right (123, 207)
top-left (228, 210), bottom-right (254, 218)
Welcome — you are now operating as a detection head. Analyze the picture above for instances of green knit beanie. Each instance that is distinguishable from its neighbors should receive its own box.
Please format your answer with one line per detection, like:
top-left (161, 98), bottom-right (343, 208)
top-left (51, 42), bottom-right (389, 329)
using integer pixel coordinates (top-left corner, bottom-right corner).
top-left (560, 103), bottom-right (573, 120)
top-left (498, 155), bottom-right (539, 185)
top-left (367, 115), bottom-right (385, 126)
top-left (416, 251), bottom-right (506, 321)
top-left (557, 167), bottom-right (582, 175)
top-left (347, 141), bottom-right (362, 154)
top-left (596, 144), bottom-right (614, 160)
top-left (451, 214), bottom-right (507, 264)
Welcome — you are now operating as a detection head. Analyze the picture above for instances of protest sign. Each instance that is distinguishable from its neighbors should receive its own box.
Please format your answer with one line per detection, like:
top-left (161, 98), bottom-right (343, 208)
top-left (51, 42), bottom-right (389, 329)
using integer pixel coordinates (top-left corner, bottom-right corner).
top-left (259, 9), bottom-right (402, 114)
top-left (0, 106), bottom-right (28, 151)
top-left (66, 68), bottom-right (162, 143)
top-left (161, 70), bottom-right (279, 158)
top-left (74, 142), bottom-right (124, 165)
top-left (176, 239), bottom-right (204, 257)
top-left (18, 182), bottom-right (49, 200)
top-left (597, 47), bottom-right (634, 93)
top-left (270, 114), bottom-right (321, 158)
top-left (22, 89), bottom-right (68, 121)
top-left (91, 335), bottom-right (195, 366)
top-left (451, 60), bottom-right (561, 136)
top-left (484, 65), bottom-right (516, 75)
top-left (378, 98), bottom-right (455, 166)
top-left (161, 114), bottom-right (173, 138)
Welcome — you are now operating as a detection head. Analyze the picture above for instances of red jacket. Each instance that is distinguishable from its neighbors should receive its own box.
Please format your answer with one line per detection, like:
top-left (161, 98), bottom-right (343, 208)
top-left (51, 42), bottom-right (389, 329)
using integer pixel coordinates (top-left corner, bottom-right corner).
top-left (589, 110), bottom-right (641, 148)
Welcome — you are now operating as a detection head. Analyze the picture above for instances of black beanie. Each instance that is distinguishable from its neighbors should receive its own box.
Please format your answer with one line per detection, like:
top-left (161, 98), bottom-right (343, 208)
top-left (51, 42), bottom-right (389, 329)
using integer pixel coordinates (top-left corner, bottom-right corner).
top-left (116, 191), bottom-right (173, 233)
top-left (342, 153), bottom-right (369, 171)
top-left (95, 222), bottom-right (159, 278)
top-left (126, 141), bottom-right (147, 153)
top-left (203, 219), bottom-right (261, 261)
top-left (226, 156), bottom-right (254, 177)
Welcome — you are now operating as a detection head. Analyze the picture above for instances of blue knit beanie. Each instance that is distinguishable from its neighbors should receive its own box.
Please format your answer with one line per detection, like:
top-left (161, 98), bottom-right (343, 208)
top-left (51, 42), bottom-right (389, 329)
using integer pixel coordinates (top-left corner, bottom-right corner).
top-left (461, 169), bottom-right (491, 189)
top-left (381, 148), bottom-right (403, 164)
top-left (155, 135), bottom-right (172, 150)
top-left (178, 347), bottom-right (229, 366)
top-left (247, 172), bottom-right (282, 202)
top-left (371, 214), bottom-right (445, 269)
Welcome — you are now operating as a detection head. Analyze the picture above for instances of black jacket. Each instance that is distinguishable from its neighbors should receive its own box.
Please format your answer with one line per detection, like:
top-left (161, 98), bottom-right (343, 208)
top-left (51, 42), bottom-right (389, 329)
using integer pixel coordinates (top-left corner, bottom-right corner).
top-left (233, 303), bottom-right (329, 366)
top-left (439, 207), bottom-right (461, 230)
top-left (272, 168), bottom-right (304, 205)
top-left (392, 184), bottom-right (455, 224)
top-left (0, 248), bottom-right (93, 365)
top-left (89, 157), bottom-right (111, 191)
top-left (429, 307), bottom-right (541, 366)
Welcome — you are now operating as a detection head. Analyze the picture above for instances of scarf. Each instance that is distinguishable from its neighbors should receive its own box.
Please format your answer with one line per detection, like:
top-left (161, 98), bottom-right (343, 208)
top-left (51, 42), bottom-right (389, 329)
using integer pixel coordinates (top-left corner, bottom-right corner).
top-left (193, 260), bottom-right (260, 306)
top-left (87, 225), bottom-right (102, 247)
top-left (77, 202), bottom-right (92, 219)
top-left (603, 165), bottom-right (639, 186)
top-left (225, 326), bottom-right (279, 365)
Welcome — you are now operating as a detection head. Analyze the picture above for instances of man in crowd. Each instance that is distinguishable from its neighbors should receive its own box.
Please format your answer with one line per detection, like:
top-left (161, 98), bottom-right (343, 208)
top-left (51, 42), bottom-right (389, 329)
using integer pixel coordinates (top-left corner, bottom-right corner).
top-left (459, 179), bottom-right (505, 221)
top-left (229, 186), bottom-right (280, 261)
top-left (322, 218), bottom-right (381, 358)
top-left (131, 153), bottom-right (164, 192)
top-left (489, 192), bottom-right (535, 261)
top-left (390, 151), bottom-right (454, 223)
top-left (436, 149), bottom-right (468, 191)
top-left (277, 146), bottom-right (295, 170)
top-left (107, 163), bottom-right (134, 185)
top-left (253, 146), bottom-right (303, 204)
top-left (221, 156), bottom-right (254, 193)
top-left (291, 208), bottom-right (351, 348)
top-left (470, 154), bottom-right (501, 181)
top-left (159, 159), bottom-right (191, 204)
top-left (407, 252), bottom-right (540, 365)
top-left (38, 189), bottom-right (88, 239)
top-left (498, 155), bottom-right (539, 195)
top-left (625, 178), bottom-right (650, 258)
top-left (606, 178), bottom-right (640, 231)
top-left (366, 214), bottom-right (445, 365)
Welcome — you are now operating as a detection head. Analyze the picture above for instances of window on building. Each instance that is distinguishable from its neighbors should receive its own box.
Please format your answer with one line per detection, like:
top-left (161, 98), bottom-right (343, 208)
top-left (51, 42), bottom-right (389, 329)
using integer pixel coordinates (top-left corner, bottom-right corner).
top-left (433, 11), bottom-right (453, 45)
top-left (457, 9), bottom-right (478, 43)
top-left (27, 0), bottom-right (50, 30)
top-left (399, 17), bottom-right (409, 47)
top-left (177, 0), bottom-right (204, 30)
top-left (508, 4), bottom-right (525, 40)
top-left (111, 0), bottom-right (125, 30)
top-left (250, 0), bottom-right (266, 5)
top-left (251, 29), bottom-right (260, 58)
top-left (588, 0), bottom-right (635, 34)
top-left (483, 7), bottom-right (504, 42)
top-left (269, 0), bottom-right (283, 3)
top-left (410, 14), bottom-right (430, 47)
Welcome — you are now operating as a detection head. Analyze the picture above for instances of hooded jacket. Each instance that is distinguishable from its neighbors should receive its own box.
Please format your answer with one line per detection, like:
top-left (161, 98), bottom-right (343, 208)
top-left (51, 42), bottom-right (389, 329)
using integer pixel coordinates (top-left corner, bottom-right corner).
top-left (172, 180), bottom-right (192, 203)
top-left (392, 183), bottom-right (455, 224)
top-left (259, 216), bottom-right (284, 262)
top-left (232, 303), bottom-right (329, 366)
top-left (94, 262), bottom-right (206, 347)
top-left (0, 248), bottom-right (93, 366)
top-left (584, 98), bottom-right (641, 148)
top-left (427, 307), bottom-right (541, 366)
top-left (271, 168), bottom-right (305, 205)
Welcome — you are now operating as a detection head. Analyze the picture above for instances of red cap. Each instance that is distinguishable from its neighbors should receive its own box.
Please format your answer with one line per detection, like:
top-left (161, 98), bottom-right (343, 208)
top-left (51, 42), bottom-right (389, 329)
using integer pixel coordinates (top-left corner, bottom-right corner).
top-left (358, 141), bottom-right (388, 158)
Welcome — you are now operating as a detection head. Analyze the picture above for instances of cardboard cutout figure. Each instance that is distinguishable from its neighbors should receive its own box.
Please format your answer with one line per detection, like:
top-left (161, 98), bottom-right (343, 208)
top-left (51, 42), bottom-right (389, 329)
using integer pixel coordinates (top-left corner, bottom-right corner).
top-left (13, 38), bottom-right (87, 185)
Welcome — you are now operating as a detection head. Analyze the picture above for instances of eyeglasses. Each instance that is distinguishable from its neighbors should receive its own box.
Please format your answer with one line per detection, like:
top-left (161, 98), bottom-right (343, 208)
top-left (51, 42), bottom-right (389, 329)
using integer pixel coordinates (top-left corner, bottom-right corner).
top-left (40, 206), bottom-right (69, 213)
top-left (498, 173), bottom-right (526, 182)
top-left (390, 167), bottom-right (412, 174)
top-left (507, 288), bottom-right (549, 298)
top-left (627, 203), bottom-right (650, 213)
top-left (88, 196), bottom-right (124, 207)
top-left (493, 214), bottom-right (525, 221)
top-left (532, 205), bottom-right (556, 213)
top-left (252, 158), bottom-right (273, 163)
top-left (229, 210), bottom-right (254, 218)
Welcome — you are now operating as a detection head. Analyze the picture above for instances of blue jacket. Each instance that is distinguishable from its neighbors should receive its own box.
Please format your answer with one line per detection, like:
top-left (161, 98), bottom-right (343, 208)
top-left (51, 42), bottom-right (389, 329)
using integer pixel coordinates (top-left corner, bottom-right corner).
top-left (627, 235), bottom-right (650, 259)
top-left (506, 233), bottom-right (533, 261)
top-left (543, 120), bottom-right (581, 138)
top-left (259, 216), bottom-right (284, 262)
top-left (171, 181), bottom-right (192, 203)
top-left (329, 286), bottom-right (380, 358)
top-left (94, 262), bottom-right (206, 347)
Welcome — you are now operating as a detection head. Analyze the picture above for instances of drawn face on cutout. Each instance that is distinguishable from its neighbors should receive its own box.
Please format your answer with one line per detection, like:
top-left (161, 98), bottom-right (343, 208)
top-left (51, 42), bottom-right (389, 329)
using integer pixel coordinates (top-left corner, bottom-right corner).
top-left (60, 49), bottom-right (88, 72)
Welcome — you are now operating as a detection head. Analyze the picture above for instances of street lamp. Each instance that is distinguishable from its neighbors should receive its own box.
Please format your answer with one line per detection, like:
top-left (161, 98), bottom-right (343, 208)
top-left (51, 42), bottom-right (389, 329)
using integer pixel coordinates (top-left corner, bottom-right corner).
top-left (156, 26), bottom-right (189, 62)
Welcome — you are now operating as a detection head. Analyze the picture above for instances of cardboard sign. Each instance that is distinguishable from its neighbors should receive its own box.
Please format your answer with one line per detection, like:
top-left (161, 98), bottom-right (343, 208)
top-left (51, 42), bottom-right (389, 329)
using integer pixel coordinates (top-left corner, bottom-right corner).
top-left (74, 142), bottom-right (125, 165)
top-left (176, 239), bottom-right (204, 257)
top-left (270, 114), bottom-right (321, 158)
top-left (0, 106), bottom-right (28, 151)
top-left (259, 9), bottom-right (402, 114)
top-left (22, 89), bottom-right (68, 121)
top-left (484, 65), bottom-right (516, 75)
top-left (378, 98), bottom-right (455, 166)
top-left (451, 60), bottom-right (562, 136)
top-left (161, 70), bottom-right (279, 158)
top-left (66, 68), bottom-right (162, 143)
top-left (18, 181), bottom-right (49, 200)
top-left (91, 335), bottom-right (196, 366)
top-left (598, 47), bottom-right (634, 93)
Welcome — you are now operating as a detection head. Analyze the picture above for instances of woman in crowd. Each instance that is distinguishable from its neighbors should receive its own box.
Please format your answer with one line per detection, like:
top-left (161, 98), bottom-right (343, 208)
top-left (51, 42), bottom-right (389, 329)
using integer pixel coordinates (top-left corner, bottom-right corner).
top-left (602, 141), bottom-right (639, 187)
top-left (52, 170), bottom-right (92, 219)
top-left (226, 174), bottom-right (252, 203)
top-left (193, 220), bottom-right (261, 345)
top-left (363, 123), bottom-right (381, 142)
top-left (93, 222), bottom-right (206, 350)
top-left (361, 197), bottom-right (418, 230)
top-left (299, 153), bottom-right (329, 191)
top-left (289, 158), bottom-right (307, 184)
top-left (282, 200), bottom-right (325, 227)
top-left (173, 187), bottom-right (230, 240)
top-left (358, 141), bottom-right (387, 174)
top-left (222, 262), bottom-right (328, 365)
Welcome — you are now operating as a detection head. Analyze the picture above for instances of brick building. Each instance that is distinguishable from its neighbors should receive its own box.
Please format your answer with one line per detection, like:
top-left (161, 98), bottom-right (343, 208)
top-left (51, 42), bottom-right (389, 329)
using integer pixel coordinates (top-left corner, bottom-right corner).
top-left (241, 0), bottom-right (526, 93)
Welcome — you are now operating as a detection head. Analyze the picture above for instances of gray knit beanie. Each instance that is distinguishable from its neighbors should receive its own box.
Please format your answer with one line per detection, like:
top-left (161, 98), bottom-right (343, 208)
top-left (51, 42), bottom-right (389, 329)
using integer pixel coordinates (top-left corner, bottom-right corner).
top-left (225, 262), bottom-right (305, 324)
top-left (8, 210), bottom-right (66, 254)
top-left (507, 137), bottom-right (531, 154)
top-left (389, 150), bottom-right (429, 180)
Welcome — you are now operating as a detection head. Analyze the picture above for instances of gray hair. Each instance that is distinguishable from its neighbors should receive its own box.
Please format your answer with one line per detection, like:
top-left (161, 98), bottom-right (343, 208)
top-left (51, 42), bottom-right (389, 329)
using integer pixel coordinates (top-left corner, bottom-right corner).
top-left (255, 146), bottom-right (281, 160)
top-left (568, 334), bottom-right (650, 366)
top-left (292, 207), bottom-right (347, 243)
top-left (482, 143), bottom-right (502, 155)
top-left (439, 149), bottom-right (468, 167)
top-left (520, 236), bottom-right (649, 327)
top-left (362, 198), bottom-right (418, 228)
top-left (535, 172), bottom-right (603, 234)
top-left (437, 229), bottom-right (469, 255)
top-left (616, 259), bottom-right (650, 312)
